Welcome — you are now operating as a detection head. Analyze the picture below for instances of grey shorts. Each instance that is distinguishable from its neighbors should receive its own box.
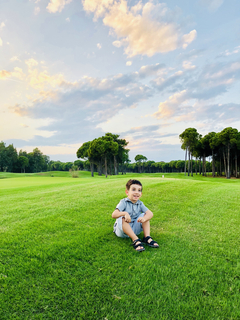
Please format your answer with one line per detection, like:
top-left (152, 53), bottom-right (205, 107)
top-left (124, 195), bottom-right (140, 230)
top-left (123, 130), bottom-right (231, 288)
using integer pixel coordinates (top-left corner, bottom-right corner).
top-left (113, 213), bottom-right (145, 238)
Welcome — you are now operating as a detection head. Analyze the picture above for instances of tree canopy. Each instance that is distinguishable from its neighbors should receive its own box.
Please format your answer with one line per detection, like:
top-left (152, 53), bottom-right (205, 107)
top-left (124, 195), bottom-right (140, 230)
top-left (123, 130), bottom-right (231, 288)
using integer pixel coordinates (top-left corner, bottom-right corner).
top-left (76, 133), bottom-right (129, 177)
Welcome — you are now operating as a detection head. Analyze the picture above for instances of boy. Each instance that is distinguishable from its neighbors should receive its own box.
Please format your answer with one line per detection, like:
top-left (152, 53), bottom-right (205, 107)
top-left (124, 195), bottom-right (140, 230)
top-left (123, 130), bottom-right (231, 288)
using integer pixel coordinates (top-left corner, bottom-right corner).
top-left (112, 179), bottom-right (159, 252)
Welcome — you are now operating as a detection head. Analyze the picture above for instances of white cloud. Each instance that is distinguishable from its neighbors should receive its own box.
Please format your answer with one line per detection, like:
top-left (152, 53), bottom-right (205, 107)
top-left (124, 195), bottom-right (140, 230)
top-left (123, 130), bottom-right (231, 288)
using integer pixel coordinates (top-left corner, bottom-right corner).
top-left (25, 58), bottom-right (39, 68)
top-left (126, 61), bottom-right (132, 66)
top-left (47, 0), bottom-right (72, 13)
top-left (0, 70), bottom-right (11, 79)
top-left (27, 70), bottom-right (65, 89)
top-left (11, 67), bottom-right (25, 80)
top-left (0, 38), bottom-right (2, 46)
top-left (97, 43), bottom-right (102, 49)
top-left (10, 56), bottom-right (21, 62)
top-left (66, 17), bottom-right (70, 22)
top-left (0, 22), bottom-right (5, 30)
top-left (153, 90), bottom-right (188, 120)
top-left (200, 0), bottom-right (224, 11)
top-left (34, 6), bottom-right (40, 15)
top-left (182, 61), bottom-right (196, 70)
top-left (222, 46), bottom-right (240, 56)
top-left (182, 30), bottom-right (197, 49)
top-left (83, 0), bottom-right (197, 57)
top-left (0, 67), bottom-right (24, 80)
top-left (112, 40), bottom-right (122, 48)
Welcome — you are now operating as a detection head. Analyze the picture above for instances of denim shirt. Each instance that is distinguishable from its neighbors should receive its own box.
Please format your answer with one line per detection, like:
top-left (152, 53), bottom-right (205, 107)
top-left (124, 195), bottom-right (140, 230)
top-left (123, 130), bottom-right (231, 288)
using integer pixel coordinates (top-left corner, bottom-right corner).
top-left (116, 197), bottom-right (149, 220)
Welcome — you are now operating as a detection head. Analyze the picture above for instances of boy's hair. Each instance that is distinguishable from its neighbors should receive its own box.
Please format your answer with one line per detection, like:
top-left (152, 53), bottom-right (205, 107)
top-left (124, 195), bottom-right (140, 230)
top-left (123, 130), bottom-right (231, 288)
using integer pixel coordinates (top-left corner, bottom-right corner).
top-left (126, 179), bottom-right (142, 191)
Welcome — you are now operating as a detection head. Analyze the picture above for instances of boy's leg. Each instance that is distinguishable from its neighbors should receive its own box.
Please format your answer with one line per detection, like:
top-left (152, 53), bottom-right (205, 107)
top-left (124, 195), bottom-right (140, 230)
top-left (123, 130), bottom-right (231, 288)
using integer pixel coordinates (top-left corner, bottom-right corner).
top-left (142, 220), bottom-right (159, 247)
top-left (122, 218), bottom-right (144, 251)
top-left (142, 220), bottom-right (150, 238)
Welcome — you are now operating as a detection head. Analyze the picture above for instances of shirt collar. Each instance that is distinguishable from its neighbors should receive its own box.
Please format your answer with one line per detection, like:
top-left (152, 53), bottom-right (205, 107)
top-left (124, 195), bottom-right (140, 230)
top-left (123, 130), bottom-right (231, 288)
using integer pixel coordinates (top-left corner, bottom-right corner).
top-left (126, 197), bottom-right (140, 204)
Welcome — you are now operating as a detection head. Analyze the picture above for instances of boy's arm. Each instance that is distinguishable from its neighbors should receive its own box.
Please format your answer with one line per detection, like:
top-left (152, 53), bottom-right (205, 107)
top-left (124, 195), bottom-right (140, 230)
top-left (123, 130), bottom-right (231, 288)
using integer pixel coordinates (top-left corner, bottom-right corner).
top-left (137, 209), bottom-right (153, 223)
top-left (112, 209), bottom-right (131, 223)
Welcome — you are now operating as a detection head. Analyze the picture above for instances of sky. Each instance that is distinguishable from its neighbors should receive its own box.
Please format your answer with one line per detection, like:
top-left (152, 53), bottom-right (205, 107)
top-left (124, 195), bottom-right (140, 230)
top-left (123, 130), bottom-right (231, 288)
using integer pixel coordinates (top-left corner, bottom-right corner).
top-left (0, 0), bottom-right (240, 163)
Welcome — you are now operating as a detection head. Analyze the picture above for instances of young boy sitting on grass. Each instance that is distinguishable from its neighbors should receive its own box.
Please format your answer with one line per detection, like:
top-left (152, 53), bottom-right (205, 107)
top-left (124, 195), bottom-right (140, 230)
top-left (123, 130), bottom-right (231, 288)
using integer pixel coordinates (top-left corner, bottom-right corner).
top-left (112, 179), bottom-right (159, 252)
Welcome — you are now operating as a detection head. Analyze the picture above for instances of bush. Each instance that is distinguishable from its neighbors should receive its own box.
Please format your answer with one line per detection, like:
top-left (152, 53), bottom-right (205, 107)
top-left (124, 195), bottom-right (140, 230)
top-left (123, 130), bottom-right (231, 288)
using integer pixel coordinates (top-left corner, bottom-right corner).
top-left (69, 166), bottom-right (79, 178)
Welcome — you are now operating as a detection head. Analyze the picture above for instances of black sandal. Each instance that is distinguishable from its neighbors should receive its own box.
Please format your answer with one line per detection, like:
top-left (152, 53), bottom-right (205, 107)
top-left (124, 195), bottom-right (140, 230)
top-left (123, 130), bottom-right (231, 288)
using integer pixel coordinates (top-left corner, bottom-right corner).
top-left (131, 238), bottom-right (145, 252)
top-left (142, 236), bottom-right (159, 248)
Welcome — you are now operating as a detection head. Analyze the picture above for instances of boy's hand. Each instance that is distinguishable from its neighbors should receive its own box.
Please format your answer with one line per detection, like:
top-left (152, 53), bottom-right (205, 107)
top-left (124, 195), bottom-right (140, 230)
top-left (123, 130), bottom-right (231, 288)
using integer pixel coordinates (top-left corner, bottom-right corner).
top-left (137, 217), bottom-right (146, 223)
top-left (124, 212), bottom-right (131, 223)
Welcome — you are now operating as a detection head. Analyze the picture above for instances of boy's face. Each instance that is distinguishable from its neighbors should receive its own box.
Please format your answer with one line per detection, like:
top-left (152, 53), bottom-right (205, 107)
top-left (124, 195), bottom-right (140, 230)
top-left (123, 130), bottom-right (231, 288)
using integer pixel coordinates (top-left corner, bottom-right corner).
top-left (125, 184), bottom-right (142, 203)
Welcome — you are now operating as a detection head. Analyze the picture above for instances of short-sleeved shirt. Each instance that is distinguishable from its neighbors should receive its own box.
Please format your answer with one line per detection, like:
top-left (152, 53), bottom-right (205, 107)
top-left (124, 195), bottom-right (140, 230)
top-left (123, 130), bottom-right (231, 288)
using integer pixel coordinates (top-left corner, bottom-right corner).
top-left (116, 197), bottom-right (149, 220)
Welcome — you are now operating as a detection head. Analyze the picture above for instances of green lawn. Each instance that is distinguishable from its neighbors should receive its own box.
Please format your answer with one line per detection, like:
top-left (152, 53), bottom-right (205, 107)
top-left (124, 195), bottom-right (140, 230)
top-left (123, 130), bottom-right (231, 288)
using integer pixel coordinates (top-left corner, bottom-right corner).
top-left (0, 172), bottom-right (240, 319)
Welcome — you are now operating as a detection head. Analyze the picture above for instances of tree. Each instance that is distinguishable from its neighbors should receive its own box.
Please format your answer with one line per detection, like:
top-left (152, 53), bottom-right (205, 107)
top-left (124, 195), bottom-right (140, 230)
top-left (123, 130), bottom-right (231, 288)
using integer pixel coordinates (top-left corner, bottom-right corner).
top-left (18, 156), bottom-right (29, 173)
top-left (0, 142), bottom-right (7, 171)
top-left (76, 141), bottom-right (95, 177)
top-left (217, 127), bottom-right (239, 179)
top-left (135, 154), bottom-right (147, 173)
top-left (5, 144), bottom-right (18, 172)
top-left (88, 135), bottom-right (119, 178)
top-left (74, 160), bottom-right (84, 170)
top-left (200, 133), bottom-right (215, 177)
top-left (105, 133), bottom-right (129, 175)
top-left (28, 148), bottom-right (45, 172)
top-left (179, 128), bottom-right (200, 176)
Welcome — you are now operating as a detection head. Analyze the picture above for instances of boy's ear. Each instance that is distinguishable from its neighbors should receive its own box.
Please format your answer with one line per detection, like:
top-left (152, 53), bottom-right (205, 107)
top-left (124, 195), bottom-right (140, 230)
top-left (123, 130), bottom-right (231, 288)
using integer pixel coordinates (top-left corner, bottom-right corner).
top-left (125, 189), bottom-right (128, 195)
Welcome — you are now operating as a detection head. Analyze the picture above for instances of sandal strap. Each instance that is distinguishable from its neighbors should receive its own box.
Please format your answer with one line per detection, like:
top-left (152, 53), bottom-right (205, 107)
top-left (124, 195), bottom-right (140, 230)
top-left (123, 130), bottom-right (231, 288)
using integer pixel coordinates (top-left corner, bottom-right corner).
top-left (132, 239), bottom-right (145, 251)
top-left (143, 236), bottom-right (152, 242)
top-left (131, 238), bottom-right (142, 246)
top-left (149, 240), bottom-right (157, 245)
top-left (134, 243), bottom-right (144, 249)
top-left (143, 236), bottom-right (158, 245)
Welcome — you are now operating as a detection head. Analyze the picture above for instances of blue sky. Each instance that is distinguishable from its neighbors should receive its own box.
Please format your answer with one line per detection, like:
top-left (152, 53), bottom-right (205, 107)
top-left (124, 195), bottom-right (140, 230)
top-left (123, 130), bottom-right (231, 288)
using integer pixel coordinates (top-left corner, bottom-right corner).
top-left (1, 0), bottom-right (240, 162)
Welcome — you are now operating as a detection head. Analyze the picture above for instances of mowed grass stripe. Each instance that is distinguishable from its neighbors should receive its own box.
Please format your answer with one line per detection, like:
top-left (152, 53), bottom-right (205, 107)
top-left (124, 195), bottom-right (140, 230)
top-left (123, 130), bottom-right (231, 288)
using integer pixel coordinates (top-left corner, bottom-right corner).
top-left (0, 174), bottom-right (240, 319)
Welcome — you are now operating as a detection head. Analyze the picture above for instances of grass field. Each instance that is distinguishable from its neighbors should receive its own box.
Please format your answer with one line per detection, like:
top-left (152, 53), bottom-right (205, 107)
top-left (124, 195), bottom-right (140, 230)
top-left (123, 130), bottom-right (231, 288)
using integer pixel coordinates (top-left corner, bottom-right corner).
top-left (0, 171), bottom-right (240, 319)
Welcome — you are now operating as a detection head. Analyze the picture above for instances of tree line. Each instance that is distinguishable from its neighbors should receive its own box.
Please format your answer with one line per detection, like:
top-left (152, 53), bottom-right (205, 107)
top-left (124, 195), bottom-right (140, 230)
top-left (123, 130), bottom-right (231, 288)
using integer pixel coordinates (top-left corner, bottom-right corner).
top-left (0, 142), bottom-right (50, 173)
top-left (3, 127), bottom-right (238, 178)
top-left (179, 127), bottom-right (240, 179)
top-left (0, 142), bottom-right (90, 173)
top-left (124, 158), bottom-right (212, 174)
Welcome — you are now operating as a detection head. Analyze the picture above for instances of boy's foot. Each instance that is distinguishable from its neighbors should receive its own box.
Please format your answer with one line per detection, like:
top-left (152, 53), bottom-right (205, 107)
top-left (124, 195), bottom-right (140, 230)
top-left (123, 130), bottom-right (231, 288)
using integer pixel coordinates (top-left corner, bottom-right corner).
top-left (131, 238), bottom-right (145, 252)
top-left (142, 236), bottom-right (159, 248)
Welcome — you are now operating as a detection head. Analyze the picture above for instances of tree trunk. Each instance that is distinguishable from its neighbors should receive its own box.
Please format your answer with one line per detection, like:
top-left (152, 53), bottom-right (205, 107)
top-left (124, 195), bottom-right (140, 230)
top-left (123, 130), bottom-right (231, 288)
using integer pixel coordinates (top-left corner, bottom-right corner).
top-left (227, 144), bottom-right (230, 179)
top-left (105, 156), bottom-right (108, 178)
top-left (90, 162), bottom-right (94, 177)
top-left (184, 147), bottom-right (187, 176)
top-left (202, 155), bottom-right (205, 176)
top-left (235, 152), bottom-right (238, 178)
top-left (191, 153), bottom-right (193, 176)
top-left (188, 148), bottom-right (190, 176)
top-left (199, 157), bottom-right (201, 175)
top-left (212, 150), bottom-right (215, 177)
top-left (114, 155), bottom-right (117, 175)
top-left (98, 162), bottom-right (102, 176)
top-left (195, 157), bottom-right (197, 175)
top-left (223, 150), bottom-right (227, 177)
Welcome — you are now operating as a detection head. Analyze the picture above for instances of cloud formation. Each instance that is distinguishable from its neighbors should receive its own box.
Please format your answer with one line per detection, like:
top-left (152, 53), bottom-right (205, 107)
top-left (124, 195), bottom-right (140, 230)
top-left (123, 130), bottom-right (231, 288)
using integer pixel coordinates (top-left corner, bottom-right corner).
top-left (83, 0), bottom-right (197, 57)
top-left (0, 67), bottom-right (24, 80)
top-left (47, 0), bottom-right (72, 13)
top-left (9, 64), bottom-right (157, 146)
